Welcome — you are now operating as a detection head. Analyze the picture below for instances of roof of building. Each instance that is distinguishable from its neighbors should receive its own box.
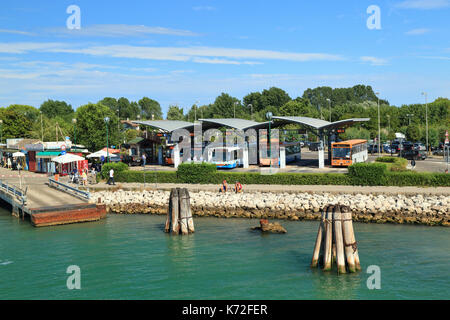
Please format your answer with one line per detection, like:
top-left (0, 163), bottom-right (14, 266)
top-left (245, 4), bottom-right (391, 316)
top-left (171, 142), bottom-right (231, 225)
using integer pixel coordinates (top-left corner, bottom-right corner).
top-left (127, 137), bottom-right (145, 144)
top-left (199, 118), bottom-right (271, 131)
top-left (36, 151), bottom-right (61, 158)
top-left (131, 120), bottom-right (195, 132)
top-left (11, 139), bottom-right (42, 150)
top-left (272, 116), bottom-right (370, 131)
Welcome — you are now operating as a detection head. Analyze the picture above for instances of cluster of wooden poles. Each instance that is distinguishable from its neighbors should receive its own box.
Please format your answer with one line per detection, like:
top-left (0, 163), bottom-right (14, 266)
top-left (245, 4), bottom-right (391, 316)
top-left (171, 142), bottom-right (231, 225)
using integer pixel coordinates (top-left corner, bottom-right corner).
top-left (311, 204), bottom-right (361, 274)
top-left (165, 188), bottom-right (195, 235)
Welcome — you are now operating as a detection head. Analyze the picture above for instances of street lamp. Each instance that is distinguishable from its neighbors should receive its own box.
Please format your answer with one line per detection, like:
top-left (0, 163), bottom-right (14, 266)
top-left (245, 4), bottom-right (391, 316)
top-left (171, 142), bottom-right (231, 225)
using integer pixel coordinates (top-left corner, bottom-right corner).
top-left (376, 92), bottom-right (381, 156)
top-left (0, 119), bottom-right (3, 144)
top-left (104, 117), bottom-right (110, 163)
top-left (406, 113), bottom-right (414, 126)
top-left (40, 111), bottom-right (44, 142)
top-left (233, 102), bottom-right (239, 118)
top-left (195, 101), bottom-right (199, 122)
top-left (326, 99), bottom-right (331, 122)
top-left (421, 92), bottom-right (429, 155)
top-left (72, 118), bottom-right (77, 147)
top-left (248, 104), bottom-right (253, 120)
top-left (266, 112), bottom-right (273, 170)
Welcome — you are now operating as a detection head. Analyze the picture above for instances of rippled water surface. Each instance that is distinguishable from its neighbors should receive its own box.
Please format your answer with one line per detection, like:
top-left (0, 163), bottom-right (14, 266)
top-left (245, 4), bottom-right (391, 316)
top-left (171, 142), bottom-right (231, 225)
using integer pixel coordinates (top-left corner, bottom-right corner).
top-left (0, 208), bottom-right (449, 299)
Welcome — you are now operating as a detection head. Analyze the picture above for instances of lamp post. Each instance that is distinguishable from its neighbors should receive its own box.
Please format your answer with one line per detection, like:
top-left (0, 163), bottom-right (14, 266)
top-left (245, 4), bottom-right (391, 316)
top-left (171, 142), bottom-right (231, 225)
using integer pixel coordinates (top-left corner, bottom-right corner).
top-left (376, 92), bottom-right (381, 156)
top-left (406, 113), bottom-right (414, 126)
top-left (72, 118), bottom-right (77, 147)
top-left (0, 119), bottom-right (3, 144)
top-left (326, 99), bottom-right (331, 122)
top-left (266, 111), bottom-right (273, 170)
top-left (421, 92), bottom-right (429, 155)
top-left (40, 111), bottom-right (44, 142)
top-left (195, 101), bottom-right (199, 122)
top-left (248, 104), bottom-right (253, 120)
top-left (234, 102), bottom-right (239, 118)
top-left (104, 117), bottom-right (110, 163)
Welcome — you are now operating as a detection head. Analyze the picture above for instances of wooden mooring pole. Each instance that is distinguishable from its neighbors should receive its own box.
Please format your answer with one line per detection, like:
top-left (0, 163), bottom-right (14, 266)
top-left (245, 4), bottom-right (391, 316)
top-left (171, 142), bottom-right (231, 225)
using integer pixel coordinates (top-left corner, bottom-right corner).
top-left (165, 188), bottom-right (194, 235)
top-left (311, 204), bottom-right (360, 275)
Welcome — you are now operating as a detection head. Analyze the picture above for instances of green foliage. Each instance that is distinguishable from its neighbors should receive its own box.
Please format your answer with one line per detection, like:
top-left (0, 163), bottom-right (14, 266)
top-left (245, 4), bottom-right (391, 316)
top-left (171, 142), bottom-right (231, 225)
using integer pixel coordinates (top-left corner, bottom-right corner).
top-left (348, 163), bottom-right (388, 185)
top-left (138, 97), bottom-right (162, 120)
top-left (0, 108), bottom-right (35, 139)
top-left (177, 162), bottom-right (217, 183)
top-left (100, 162), bottom-right (129, 179)
top-left (376, 156), bottom-right (408, 171)
top-left (210, 93), bottom-right (243, 118)
top-left (76, 103), bottom-right (120, 151)
top-left (385, 172), bottom-right (450, 187)
top-left (40, 99), bottom-right (74, 121)
top-left (114, 170), bottom-right (178, 183)
top-left (124, 129), bottom-right (139, 143)
top-left (166, 105), bottom-right (185, 120)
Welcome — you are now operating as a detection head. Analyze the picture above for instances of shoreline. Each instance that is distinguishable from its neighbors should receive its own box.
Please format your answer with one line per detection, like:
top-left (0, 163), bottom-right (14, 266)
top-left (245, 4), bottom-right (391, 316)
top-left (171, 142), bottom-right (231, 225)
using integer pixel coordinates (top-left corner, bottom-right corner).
top-left (90, 189), bottom-right (450, 227)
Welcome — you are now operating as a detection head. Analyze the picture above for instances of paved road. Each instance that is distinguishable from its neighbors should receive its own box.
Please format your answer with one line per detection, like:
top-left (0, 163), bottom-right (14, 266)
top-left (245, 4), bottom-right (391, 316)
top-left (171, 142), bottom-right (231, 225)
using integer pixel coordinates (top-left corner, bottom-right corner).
top-left (129, 149), bottom-right (448, 173)
top-left (0, 167), bottom-right (86, 209)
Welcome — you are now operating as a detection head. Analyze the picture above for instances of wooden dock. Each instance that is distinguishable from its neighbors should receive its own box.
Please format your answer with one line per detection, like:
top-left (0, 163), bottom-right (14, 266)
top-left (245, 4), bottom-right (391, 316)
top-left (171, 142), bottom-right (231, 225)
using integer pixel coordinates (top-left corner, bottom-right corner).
top-left (0, 174), bottom-right (106, 227)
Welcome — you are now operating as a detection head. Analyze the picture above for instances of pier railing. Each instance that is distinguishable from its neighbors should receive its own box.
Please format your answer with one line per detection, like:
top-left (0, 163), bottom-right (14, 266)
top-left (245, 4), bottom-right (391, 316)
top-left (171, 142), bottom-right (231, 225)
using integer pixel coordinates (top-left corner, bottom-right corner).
top-left (0, 180), bottom-right (27, 206)
top-left (48, 178), bottom-right (91, 200)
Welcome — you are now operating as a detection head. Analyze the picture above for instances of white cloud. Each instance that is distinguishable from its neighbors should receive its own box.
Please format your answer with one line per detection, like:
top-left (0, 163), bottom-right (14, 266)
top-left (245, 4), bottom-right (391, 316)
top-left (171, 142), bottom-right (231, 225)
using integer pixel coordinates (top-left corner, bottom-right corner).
top-left (46, 24), bottom-right (200, 37)
top-left (360, 56), bottom-right (389, 66)
top-left (192, 58), bottom-right (262, 65)
top-left (405, 28), bottom-right (431, 35)
top-left (395, 0), bottom-right (450, 9)
top-left (0, 42), bottom-right (344, 64)
top-left (0, 29), bottom-right (35, 36)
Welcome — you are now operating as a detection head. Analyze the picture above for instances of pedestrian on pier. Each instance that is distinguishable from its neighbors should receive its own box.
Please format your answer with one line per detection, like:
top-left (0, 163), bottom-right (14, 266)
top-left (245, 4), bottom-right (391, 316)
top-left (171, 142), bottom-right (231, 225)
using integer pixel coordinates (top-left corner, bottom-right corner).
top-left (107, 168), bottom-right (115, 185)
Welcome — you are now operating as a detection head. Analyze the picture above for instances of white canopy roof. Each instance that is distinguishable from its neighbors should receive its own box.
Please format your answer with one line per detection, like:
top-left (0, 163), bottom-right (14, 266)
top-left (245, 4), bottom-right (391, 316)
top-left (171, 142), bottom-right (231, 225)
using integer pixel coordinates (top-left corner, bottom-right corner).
top-left (86, 150), bottom-right (120, 159)
top-left (52, 153), bottom-right (85, 164)
top-left (12, 152), bottom-right (25, 157)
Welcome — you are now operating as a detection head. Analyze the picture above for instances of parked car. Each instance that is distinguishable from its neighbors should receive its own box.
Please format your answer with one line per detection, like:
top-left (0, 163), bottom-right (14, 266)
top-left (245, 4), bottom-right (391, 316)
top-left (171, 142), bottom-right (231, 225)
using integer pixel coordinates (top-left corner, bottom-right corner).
top-left (383, 144), bottom-right (392, 154)
top-left (121, 154), bottom-right (141, 166)
top-left (308, 142), bottom-right (321, 151)
top-left (413, 142), bottom-right (426, 151)
top-left (400, 149), bottom-right (427, 160)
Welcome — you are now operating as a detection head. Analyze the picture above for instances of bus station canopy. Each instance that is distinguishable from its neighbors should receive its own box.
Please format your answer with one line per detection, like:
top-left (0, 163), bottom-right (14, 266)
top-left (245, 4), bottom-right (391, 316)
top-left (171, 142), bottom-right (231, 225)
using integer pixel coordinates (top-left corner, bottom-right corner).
top-left (199, 118), bottom-right (271, 131)
top-left (271, 116), bottom-right (370, 131)
top-left (132, 120), bottom-right (196, 133)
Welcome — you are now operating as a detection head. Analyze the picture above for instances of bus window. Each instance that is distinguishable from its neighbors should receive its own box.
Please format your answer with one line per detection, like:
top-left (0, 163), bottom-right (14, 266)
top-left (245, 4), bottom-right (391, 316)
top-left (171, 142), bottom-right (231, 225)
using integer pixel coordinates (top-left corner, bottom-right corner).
top-left (332, 147), bottom-right (350, 159)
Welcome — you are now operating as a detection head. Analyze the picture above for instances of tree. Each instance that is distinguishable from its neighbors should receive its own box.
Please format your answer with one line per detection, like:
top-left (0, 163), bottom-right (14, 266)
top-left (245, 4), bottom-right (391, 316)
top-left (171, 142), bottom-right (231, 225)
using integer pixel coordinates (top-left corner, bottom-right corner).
top-left (40, 100), bottom-right (74, 120)
top-left (166, 105), bottom-right (185, 120)
top-left (75, 103), bottom-right (120, 151)
top-left (211, 93), bottom-right (242, 118)
top-left (279, 99), bottom-right (318, 117)
top-left (138, 97), bottom-right (162, 120)
top-left (260, 87), bottom-right (291, 109)
top-left (243, 92), bottom-right (263, 112)
top-left (0, 108), bottom-right (34, 139)
top-left (6, 104), bottom-right (40, 122)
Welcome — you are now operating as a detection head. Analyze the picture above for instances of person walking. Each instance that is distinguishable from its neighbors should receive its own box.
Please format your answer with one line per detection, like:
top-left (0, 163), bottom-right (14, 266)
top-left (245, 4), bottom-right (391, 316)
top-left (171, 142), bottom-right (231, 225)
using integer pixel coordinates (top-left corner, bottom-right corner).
top-left (7, 157), bottom-right (11, 169)
top-left (82, 169), bottom-right (88, 186)
top-left (107, 168), bottom-right (115, 185)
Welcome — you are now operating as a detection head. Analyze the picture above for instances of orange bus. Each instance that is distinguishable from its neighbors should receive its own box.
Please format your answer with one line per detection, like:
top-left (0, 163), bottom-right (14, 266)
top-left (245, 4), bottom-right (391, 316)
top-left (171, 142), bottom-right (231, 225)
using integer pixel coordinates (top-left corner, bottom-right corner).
top-left (331, 139), bottom-right (368, 167)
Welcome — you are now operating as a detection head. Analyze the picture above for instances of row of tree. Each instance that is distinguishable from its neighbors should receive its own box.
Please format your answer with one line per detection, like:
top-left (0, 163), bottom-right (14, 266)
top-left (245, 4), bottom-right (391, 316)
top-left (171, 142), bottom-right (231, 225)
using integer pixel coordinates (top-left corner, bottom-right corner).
top-left (0, 85), bottom-right (449, 151)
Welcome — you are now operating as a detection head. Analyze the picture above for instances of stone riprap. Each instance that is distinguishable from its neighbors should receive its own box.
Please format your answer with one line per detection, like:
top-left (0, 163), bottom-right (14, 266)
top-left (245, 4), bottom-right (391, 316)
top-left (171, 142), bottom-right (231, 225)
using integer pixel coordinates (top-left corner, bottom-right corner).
top-left (90, 190), bottom-right (450, 226)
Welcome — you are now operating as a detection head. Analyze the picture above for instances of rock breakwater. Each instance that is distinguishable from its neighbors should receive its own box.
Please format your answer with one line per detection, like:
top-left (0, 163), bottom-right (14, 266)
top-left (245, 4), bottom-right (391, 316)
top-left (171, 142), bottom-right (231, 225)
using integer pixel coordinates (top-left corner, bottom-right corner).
top-left (90, 190), bottom-right (450, 226)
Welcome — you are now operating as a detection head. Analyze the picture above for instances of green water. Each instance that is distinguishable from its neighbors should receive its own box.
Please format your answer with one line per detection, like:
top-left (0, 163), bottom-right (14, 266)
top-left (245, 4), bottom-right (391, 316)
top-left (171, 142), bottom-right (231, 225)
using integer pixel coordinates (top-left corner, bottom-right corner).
top-left (0, 208), bottom-right (449, 300)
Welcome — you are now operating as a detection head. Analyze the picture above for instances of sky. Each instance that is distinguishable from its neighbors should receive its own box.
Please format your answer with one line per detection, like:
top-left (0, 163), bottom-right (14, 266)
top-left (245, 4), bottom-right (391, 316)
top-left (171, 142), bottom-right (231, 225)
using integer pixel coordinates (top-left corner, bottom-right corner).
top-left (0, 0), bottom-right (449, 116)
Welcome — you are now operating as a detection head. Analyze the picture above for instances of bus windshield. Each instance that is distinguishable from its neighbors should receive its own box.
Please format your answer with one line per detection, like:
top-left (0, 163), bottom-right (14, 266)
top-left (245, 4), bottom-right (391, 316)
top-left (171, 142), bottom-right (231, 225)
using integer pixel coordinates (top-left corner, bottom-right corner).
top-left (332, 147), bottom-right (350, 159)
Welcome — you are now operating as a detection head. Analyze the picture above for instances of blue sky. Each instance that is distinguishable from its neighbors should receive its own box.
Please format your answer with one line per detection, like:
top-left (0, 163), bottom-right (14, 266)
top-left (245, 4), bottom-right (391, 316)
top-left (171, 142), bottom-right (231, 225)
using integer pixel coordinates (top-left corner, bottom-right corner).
top-left (0, 0), bottom-right (449, 116)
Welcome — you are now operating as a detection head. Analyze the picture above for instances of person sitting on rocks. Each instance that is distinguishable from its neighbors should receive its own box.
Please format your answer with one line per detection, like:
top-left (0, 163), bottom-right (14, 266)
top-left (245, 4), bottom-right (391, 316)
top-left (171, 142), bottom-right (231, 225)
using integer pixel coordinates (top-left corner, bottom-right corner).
top-left (219, 180), bottom-right (228, 193)
top-left (234, 181), bottom-right (243, 193)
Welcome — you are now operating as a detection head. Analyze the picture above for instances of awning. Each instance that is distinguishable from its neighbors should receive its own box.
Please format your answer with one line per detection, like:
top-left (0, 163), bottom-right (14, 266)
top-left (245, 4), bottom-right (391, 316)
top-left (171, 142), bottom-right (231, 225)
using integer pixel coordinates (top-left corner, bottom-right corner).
top-left (52, 153), bottom-right (85, 164)
top-left (36, 151), bottom-right (61, 159)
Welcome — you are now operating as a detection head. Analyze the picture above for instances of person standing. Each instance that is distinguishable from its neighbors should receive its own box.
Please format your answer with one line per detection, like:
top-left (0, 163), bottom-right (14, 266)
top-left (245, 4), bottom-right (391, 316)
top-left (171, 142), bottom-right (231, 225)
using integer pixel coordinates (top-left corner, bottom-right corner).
top-left (141, 153), bottom-right (146, 167)
top-left (107, 168), bottom-right (115, 185)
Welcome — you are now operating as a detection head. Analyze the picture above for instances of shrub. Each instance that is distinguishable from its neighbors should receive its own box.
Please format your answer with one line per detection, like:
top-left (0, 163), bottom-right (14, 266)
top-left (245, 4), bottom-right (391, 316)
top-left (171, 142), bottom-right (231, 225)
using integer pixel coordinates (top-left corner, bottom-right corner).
top-left (177, 162), bottom-right (217, 183)
top-left (101, 162), bottom-right (129, 179)
top-left (348, 162), bottom-right (388, 185)
top-left (375, 156), bottom-right (408, 171)
top-left (386, 172), bottom-right (450, 187)
top-left (114, 170), bottom-right (178, 183)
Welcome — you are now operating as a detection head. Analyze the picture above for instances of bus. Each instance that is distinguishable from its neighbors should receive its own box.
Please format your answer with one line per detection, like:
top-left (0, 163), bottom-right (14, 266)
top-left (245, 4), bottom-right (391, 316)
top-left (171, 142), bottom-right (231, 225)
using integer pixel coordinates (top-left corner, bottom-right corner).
top-left (259, 140), bottom-right (302, 166)
top-left (331, 139), bottom-right (368, 167)
top-left (207, 146), bottom-right (242, 169)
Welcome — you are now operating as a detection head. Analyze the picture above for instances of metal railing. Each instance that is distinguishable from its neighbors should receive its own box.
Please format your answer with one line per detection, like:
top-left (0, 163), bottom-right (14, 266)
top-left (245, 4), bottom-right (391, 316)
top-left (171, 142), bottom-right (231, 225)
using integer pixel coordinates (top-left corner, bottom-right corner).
top-left (0, 180), bottom-right (27, 205)
top-left (48, 178), bottom-right (91, 200)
